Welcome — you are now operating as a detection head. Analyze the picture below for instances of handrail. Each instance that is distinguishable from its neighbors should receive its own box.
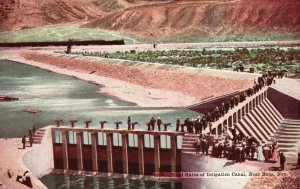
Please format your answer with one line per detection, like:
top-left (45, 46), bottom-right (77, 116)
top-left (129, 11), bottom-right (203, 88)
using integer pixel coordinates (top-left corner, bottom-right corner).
top-left (203, 86), bottom-right (269, 135)
top-left (186, 91), bottom-right (241, 109)
top-left (51, 126), bottom-right (184, 136)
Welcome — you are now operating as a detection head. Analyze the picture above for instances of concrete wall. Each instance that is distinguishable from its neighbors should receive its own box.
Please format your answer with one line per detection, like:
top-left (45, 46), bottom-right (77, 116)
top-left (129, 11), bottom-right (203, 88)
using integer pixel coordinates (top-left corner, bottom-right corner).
top-left (53, 144), bottom-right (181, 175)
top-left (268, 88), bottom-right (300, 119)
top-left (22, 126), bottom-right (54, 178)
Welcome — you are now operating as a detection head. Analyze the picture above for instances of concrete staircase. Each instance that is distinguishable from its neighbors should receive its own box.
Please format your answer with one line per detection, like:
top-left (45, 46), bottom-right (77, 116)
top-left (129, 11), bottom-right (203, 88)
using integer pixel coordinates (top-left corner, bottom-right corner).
top-left (269, 119), bottom-right (300, 153)
top-left (32, 128), bottom-right (46, 144)
top-left (181, 134), bottom-right (198, 154)
top-left (234, 98), bottom-right (283, 142)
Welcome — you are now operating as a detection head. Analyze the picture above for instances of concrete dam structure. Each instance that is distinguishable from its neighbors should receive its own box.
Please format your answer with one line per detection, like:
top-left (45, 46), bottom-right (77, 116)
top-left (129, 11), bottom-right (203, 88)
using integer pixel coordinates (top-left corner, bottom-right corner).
top-left (183, 85), bottom-right (300, 154)
top-left (51, 128), bottom-right (183, 175)
top-left (44, 85), bottom-right (300, 176)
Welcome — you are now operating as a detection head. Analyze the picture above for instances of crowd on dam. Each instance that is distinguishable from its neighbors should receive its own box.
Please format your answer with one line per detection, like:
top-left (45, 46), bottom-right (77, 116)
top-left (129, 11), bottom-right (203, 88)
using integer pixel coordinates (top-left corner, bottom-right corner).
top-left (180, 71), bottom-right (283, 136)
top-left (194, 133), bottom-right (286, 170)
top-left (192, 71), bottom-right (287, 169)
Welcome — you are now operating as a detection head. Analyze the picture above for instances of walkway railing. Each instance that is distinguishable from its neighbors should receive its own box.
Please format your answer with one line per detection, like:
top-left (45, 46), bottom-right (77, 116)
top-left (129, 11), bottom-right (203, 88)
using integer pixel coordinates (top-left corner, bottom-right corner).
top-left (203, 86), bottom-right (269, 138)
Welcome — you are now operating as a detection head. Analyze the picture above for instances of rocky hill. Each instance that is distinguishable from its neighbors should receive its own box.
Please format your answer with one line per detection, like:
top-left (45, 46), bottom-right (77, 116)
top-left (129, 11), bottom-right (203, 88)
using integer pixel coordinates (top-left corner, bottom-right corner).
top-left (84, 0), bottom-right (300, 41)
top-left (1, 0), bottom-right (299, 41)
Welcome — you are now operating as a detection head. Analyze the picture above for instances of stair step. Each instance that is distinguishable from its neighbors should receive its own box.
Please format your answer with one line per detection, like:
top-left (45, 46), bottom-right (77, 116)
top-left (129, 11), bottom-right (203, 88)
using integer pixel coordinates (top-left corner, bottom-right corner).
top-left (183, 138), bottom-right (198, 140)
top-left (282, 119), bottom-right (300, 123)
top-left (181, 151), bottom-right (198, 154)
top-left (182, 144), bottom-right (194, 147)
top-left (278, 148), bottom-right (297, 152)
top-left (277, 143), bottom-right (297, 147)
top-left (275, 130), bottom-right (300, 134)
top-left (277, 128), bottom-right (300, 131)
top-left (273, 137), bottom-right (300, 141)
top-left (183, 138), bottom-right (197, 140)
top-left (34, 134), bottom-right (44, 137)
top-left (276, 139), bottom-right (299, 143)
top-left (182, 143), bottom-right (195, 146)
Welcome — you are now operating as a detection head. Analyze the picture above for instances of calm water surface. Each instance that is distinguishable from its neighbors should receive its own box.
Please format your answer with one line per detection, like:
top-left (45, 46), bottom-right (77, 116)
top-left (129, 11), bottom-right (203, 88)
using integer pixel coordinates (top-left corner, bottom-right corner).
top-left (0, 60), bottom-right (198, 138)
top-left (40, 173), bottom-right (181, 189)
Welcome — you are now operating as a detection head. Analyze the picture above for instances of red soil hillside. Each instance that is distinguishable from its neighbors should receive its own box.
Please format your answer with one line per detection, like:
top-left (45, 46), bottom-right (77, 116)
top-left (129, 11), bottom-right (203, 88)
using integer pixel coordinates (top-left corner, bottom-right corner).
top-left (0, 0), bottom-right (105, 31)
top-left (84, 0), bottom-right (300, 40)
top-left (0, 0), bottom-right (169, 31)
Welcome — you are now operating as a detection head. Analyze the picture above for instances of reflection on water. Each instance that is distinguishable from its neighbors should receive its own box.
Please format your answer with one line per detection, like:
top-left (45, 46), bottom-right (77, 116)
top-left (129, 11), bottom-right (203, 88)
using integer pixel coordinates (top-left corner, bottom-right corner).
top-left (0, 60), bottom-right (198, 138)
top-left (40, 173), bottom-right (181, 189)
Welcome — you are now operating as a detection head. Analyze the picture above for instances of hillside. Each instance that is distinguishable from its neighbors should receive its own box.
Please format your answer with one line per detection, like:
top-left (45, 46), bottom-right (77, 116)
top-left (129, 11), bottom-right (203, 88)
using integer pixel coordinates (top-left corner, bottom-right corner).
top-left (0, 0), bottom-right (104, 31)
top-left (84, 0), bottom-right (300, 41)
top-left (0, 0), bottom-right (168, 31)
top-left (0, 0), bottom-right (299, 42)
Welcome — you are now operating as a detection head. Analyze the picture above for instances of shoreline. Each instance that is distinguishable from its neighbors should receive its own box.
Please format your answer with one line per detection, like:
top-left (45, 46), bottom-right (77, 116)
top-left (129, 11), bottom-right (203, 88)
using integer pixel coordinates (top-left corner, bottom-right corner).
top-left (0, 138), bottom-right (47, 189)
top-left (0, 50), bottom-right (199, 108)
top-left (0, 49), bottom-right (255, 108)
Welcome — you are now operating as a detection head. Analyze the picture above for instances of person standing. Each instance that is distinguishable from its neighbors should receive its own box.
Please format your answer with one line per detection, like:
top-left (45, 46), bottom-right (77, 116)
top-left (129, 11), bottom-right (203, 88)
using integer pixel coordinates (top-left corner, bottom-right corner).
top-left (32, 125), bottom-right (36, 134)
top-left (257, 143), bottom-right (264, 161)
top-left (297, 150), bottom-right (300, 166)
top-left (127, 116), bottom-right (131, 130)
top-left (232, 127), bottom-right (237, 144)
top-left (202, 138), bottom-right (209, 155)
top-left (150, 117), bottom-right (156, 130)
top-left (279, 152), bottom-right (286, 171)
top-left (194, 137), bottom-right (201, 154)
top-left (22, 135), bottom-right (26, 149)
top-left (194, 117), bottom-right (200, 134)
top-left (269, 141), bottom-right (279, 162)
top-left (157, 117), bottom-right (162, 131)
top-left (28, 128), bottom-right (33, 147)
top-left (262, 144), bottom-right (270, 162)
top-left (176, 117), bottom-right (180, 132)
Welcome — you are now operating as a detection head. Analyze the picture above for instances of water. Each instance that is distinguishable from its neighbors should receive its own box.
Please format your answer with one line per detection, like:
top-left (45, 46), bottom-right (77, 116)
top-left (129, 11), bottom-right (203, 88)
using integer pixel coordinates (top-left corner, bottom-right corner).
top-left (40, 173), bottom-right (181, 189)
top-left (0, 60), bottom-right (198, 138)
top-left (0, 59), bottom-right (198, 188)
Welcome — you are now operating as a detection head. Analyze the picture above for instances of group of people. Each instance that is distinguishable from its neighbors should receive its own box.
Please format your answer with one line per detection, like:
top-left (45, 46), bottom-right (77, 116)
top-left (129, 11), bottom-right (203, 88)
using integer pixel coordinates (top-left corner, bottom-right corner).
top-left (121, 72), bottom-right (282, 135)
top-left (21, 126), bottom-right (36, 149)
top-left (194, 132), bottom-right (287, 170)
top-left (7, 169), bottom-right (33, 188)
top-left (194, 134), bottom-right (210, 155)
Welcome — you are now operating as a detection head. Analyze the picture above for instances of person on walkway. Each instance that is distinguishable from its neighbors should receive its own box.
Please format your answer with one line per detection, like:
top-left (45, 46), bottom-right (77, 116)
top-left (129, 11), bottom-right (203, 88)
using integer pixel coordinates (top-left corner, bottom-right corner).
top-left (194, 117), bottom-right (200, 134)
top-left (202, 138), bottom-right (209, 155)
top-left (269, 141), bottom-right (279, 162)
top-left (218, 142), bottom-right (225, 158)
top-left (263, 144), bottom-right (270, 161)
top-left (297, 150), bottom-right (300, 166)
top-left (194, 137), bottom-right (201, 154)
top-left (257, 143), bottom-right (264, 161)
top-left (127, 116), bottom-right (131, 130)
top-left (176, 117), bottom-right (180, 131)
top-left (279, 152), bottom-right (286, 171)
top-left (231, 127), bottom-right (237, 144)
top-left (22, 135), bottom-right (26, 149)
top-left (32, 126), bottom-right (36, 134)
top-left (150, 117), bottom-right (156, 130)
top-left (28, 128), bottom-right (33, 147)
top-left (157, 117), bottom-right (162, 131)
top-left (188, 119), bottom-right (194, 133)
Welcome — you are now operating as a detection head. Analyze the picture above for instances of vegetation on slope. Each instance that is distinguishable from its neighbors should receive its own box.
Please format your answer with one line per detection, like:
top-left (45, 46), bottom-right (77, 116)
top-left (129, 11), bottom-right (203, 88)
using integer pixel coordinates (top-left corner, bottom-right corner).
top-left (72, 47), bottom-right (300, 77)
